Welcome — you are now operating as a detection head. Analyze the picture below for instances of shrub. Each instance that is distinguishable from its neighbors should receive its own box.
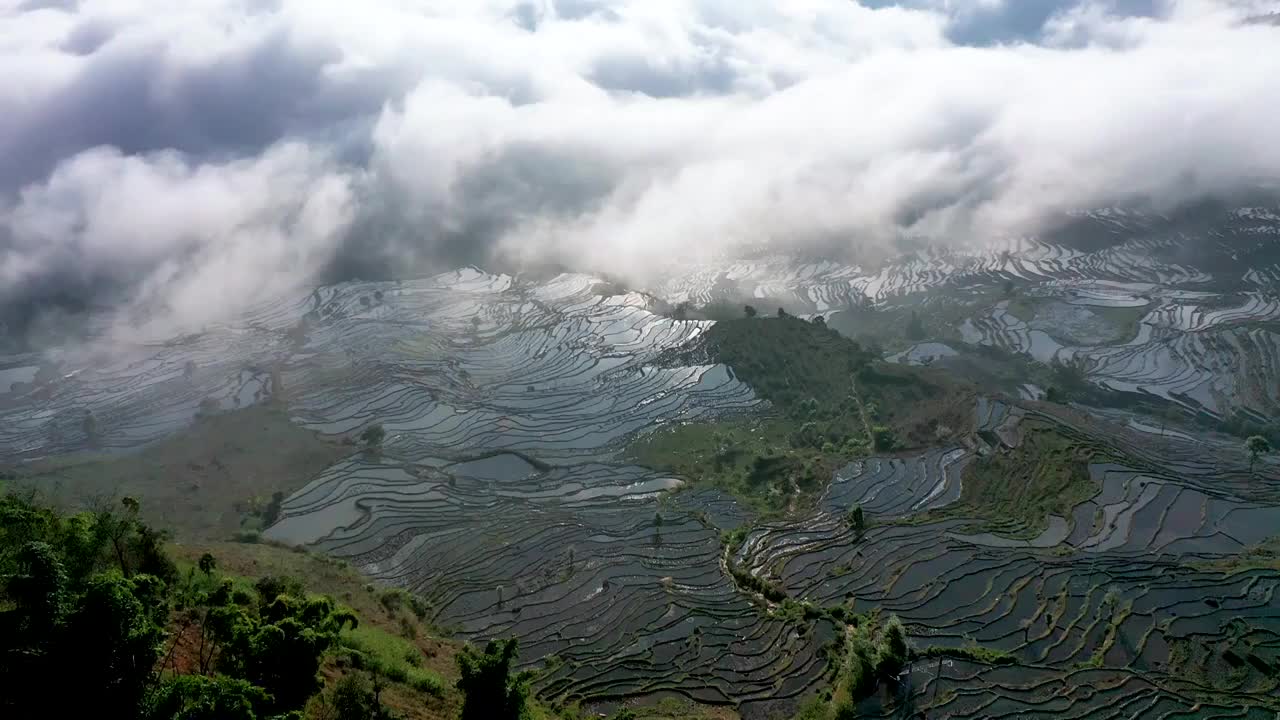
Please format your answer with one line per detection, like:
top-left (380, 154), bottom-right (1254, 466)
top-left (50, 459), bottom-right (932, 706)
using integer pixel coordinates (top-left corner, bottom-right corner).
top-left (254, 575), bottom-right (304, 606)
top-left (379, 588), bottom-right (405, 613)
top-left (407, 594), bottom-right (430, 620)
top-left (398, 616), bottom-right (417, 640)
top-left (326, 672), bottom-right (396, 720)
top-left (360, 423), bottom-right (386, 450)
top-left (409, 673), bottom-right (444, 697)
top-left (872, 425), bottom-right (898, 452)
top-left (260, 491), bottom-right (286, 527)
top-left (381, 664), bottom-right (408, 684)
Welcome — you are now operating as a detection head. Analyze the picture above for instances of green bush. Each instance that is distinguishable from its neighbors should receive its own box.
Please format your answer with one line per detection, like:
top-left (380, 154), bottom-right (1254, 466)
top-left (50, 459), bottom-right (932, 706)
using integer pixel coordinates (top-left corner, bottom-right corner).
top-left (382, 664), bottom-right (408, 684)
top-left (409, 673), bottom-right (444, 697)
top-left (326, 672), bottom-right (396, 720)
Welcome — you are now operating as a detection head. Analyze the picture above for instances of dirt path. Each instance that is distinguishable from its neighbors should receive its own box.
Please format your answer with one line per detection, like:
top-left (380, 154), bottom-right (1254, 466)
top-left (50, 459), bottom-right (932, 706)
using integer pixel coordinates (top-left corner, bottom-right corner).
top-left (850, 378), bottom-right (874, 441)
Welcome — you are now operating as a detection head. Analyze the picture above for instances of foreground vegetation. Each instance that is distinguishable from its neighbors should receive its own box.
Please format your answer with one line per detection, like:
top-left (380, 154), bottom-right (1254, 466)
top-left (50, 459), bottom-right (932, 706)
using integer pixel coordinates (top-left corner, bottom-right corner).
top-left (0, 490), bottom-right (544, 720)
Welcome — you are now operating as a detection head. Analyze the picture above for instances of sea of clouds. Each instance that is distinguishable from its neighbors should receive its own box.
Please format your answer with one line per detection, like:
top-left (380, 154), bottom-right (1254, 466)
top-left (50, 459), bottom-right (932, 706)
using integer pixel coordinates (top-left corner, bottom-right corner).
top-left (2, 0), bottom-right (1279, 339)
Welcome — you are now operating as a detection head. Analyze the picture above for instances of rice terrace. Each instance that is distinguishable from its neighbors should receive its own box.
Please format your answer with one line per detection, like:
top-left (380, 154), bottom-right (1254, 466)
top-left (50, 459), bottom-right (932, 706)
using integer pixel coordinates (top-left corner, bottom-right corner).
top-left (4, 205), bottom-right (1280, 719)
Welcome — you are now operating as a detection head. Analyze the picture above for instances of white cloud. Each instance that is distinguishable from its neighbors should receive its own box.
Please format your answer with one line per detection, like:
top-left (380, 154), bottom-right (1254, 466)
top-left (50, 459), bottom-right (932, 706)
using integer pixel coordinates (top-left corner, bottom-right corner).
top-left (1, 0), bottom-right (1279, 333)
top-left (2, 142), bottom-right (356, 339)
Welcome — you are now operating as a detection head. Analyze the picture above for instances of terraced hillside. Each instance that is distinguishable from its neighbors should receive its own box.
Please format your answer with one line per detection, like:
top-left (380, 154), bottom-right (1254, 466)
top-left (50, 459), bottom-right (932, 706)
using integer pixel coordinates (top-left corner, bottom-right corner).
top-left (0, 270), bottom-right (757, 461)
top-left (739, 401), bottom-right (1280, 717)
top-left (652, 206), bottom-right (1280, 424)
top-left (3, 212), bottom-right (1280, 719)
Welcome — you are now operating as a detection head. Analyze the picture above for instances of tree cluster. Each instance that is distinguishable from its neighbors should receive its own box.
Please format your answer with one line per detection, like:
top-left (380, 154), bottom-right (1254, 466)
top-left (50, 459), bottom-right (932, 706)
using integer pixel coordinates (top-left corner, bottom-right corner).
top-left (841, 615), bottom-right (910, 703)
top-left (0, 493), bottom-right (360, 720)
top-left (708, 315), bottom-right (880, 454)
top-left (456, 638), bottom-right (533, 720)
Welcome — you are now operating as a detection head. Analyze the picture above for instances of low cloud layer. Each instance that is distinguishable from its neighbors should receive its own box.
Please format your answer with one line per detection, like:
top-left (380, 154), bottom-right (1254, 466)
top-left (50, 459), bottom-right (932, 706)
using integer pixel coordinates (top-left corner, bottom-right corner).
top-left (2, 0), bottom-right (1280, 340)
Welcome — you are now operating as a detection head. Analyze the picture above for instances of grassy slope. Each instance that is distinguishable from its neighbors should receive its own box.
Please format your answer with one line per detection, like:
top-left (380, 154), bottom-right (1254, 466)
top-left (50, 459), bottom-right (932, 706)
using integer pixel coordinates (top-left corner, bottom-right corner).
top-left (908, 424), bottom-right (1099, 537)
top-left (11, 404), bottom-right (350, 541)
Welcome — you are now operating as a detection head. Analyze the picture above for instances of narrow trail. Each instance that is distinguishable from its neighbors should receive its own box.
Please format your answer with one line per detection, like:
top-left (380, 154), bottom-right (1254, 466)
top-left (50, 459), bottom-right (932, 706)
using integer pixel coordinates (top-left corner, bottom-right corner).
top-left (851, 378), bottom-right (874, 442)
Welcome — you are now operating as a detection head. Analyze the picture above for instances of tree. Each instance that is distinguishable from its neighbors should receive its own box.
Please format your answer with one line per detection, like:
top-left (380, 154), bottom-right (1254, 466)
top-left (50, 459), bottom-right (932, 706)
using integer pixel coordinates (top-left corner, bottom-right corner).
top-left (83, 410), bottom-right (101, 446)
top-left (323, 672), bottom-right (395, 720)
top-left (811, 315), bottom-right (826, 326)
top-left (1157, 405), bottom-right (1178, 437)
top-left (66, 572), bottom-right (169, 713)
top-left (261, 491), bottom-right (286, 527)
top-left (653, 512), bottom-right (663, 528)
top-left (1001, 279), bottom-right (1015, 297)
top-left (877, 615), bottom-right (909, 679)
top-left (0, 498), bottom-right (175, 717)
top-left (6, 541), bottom-right (68, 655)
top-left (848, 506), bottom-right (865, 538)
top-left (777, 307), bottom-right (788, 318)
top-left (198, 552), bottom-right (217, 576)
top-left (905, 310), bottom-right (925, 340)
top-left (360, 423), bottom-right (386, 451)
top-left (744, 305), bottom-right (757, 318)
top-left (456, 638), bottom-right (533, 720)
top-left (845, 632), bottom-right (878, 698)
top-left (1247, 435), bottom-right (1272, 472)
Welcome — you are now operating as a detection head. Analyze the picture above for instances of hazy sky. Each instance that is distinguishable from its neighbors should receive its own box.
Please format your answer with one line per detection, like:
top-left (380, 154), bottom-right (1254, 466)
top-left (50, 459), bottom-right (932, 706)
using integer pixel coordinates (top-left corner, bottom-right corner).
top-left (2, 0), bottom-right (1279, 337)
